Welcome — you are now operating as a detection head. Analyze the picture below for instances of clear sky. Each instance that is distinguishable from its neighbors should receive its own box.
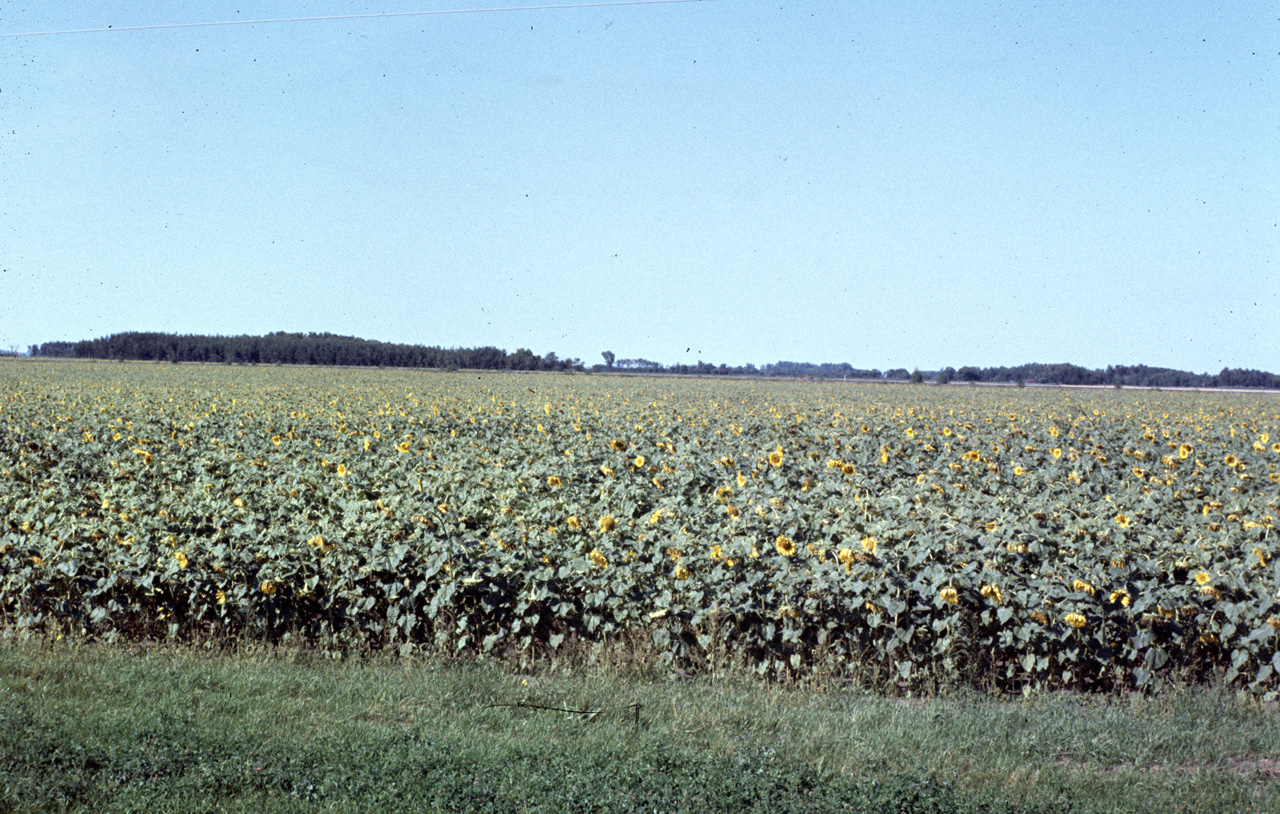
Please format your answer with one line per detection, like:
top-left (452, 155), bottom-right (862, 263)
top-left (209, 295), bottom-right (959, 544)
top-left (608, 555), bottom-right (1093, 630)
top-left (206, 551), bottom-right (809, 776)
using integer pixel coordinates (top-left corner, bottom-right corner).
top-left (2, 1), bottom-right (1276, 373)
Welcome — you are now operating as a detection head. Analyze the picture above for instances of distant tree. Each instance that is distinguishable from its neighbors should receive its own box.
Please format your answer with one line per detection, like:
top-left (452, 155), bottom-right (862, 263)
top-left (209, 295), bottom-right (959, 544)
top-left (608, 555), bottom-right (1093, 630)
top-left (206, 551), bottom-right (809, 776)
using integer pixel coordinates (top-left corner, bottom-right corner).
top-left (602, 351), bottom-right (615, 369)
top-left (910, 369), bottom-right (924, 384)
top-left (936, 367), bottom-right (954, 385)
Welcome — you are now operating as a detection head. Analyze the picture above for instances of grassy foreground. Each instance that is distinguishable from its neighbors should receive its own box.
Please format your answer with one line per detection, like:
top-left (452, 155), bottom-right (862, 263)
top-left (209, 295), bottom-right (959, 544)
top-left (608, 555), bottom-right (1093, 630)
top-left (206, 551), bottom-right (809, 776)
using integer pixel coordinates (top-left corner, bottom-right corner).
top-left (2, 640), bottom-right (1278, 813)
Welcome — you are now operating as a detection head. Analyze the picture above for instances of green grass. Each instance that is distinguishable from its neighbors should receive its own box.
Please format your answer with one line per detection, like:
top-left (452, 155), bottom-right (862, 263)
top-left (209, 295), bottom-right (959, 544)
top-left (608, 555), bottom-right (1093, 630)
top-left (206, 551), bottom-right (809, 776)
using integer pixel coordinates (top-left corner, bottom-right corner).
top-left (2, 637), bottom-right (1278, 813)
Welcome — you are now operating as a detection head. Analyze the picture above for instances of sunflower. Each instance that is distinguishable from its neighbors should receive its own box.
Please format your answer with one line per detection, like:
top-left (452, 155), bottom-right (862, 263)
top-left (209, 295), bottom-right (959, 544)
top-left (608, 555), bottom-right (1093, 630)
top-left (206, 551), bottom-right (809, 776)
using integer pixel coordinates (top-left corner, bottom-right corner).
top-left (397, 441), bottom-right (411, 453)
top-left (775, 535), bottom-right (796, 556)
top-left (566, 516), bottom-right (580, 531)
top-left (674, 565), bottom-right (692, 580)
top-left (1109, 589), bottom-right (1131, 607)
top-left (861, 537), bottom-right (878, 555)
top-left (260, 581), bottom-right (277, 596)
top-left (1051, 448), bottom-right (1062, 459)
top-left (1178, 444), bottom-right (1193, 460)
top-left (598, 515), bottom-right (617, 533)
top-left (216, 590), bottom-right (226, 605)
top-left (1072, 579), bottom-right (1095, 597)
top-left (173, 551), bottom-right (188, 569)
top-left (939, 587), bottom-right (959, 605)
top-left (336, 463), bottom-right (347, 477)
top-left (768, 449), bottom-right (784, 467)
top-left (589, 549), bottom-right (609, 569)
top-left (547, 475), bottom-right (562, 488)
top-left (726, 505), bottom-right (741, 519)
top-left (1064, 612), bottom-right (1087, 629)
top-left (837, 548), bottom-right (854, 565)
top-left (716, 485), bottom-right (733, 502)
top-left (1194, 571), bottom-right (1211, 585)
top-left (1114, 513), bottom-right (1131, 528)
top-left (842, 463), bottom-right (856, 476)
top-left (633, 455), bottom-right (645, 468)
top-left (610, 439), bottom-right (628, 451)
top-left (980, 584), bottom-right (1004, 604)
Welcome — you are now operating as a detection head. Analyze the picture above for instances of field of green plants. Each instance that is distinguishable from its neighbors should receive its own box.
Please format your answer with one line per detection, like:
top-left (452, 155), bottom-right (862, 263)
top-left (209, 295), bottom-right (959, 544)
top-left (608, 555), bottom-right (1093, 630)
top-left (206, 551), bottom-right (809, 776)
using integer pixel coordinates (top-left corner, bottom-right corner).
top-left (2, 360), bottom-right (1278, 692)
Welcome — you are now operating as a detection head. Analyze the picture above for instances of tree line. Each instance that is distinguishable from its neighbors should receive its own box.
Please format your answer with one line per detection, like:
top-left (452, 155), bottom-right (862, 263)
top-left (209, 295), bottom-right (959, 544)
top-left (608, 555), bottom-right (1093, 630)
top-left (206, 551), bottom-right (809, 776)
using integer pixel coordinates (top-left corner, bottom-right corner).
top-left (23, 332), bottom-right (1279, 389)
top-left (28, 332), bottom-right (579, 372)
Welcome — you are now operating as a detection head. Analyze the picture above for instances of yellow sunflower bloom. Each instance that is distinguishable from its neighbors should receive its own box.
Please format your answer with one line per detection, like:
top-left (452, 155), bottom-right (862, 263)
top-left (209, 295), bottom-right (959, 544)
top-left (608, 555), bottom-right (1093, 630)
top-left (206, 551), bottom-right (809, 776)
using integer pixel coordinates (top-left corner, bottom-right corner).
top-left (598, 515), bottom-right (617, 533)
top-left (775, 535), bottom-right (796, 556)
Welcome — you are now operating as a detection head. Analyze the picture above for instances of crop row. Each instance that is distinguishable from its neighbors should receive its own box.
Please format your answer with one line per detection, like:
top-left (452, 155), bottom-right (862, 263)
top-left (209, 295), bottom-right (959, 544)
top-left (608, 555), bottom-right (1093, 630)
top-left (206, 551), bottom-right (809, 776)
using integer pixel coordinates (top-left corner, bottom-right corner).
top-left (2, 360), bottom-right (1278, 692)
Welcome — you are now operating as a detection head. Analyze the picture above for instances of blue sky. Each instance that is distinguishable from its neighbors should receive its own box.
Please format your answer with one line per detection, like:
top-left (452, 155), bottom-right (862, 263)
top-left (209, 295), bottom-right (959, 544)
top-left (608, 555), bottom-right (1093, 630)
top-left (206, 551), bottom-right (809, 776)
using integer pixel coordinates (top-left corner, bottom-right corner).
top-left (2, 1), bottom-right (1276, 372)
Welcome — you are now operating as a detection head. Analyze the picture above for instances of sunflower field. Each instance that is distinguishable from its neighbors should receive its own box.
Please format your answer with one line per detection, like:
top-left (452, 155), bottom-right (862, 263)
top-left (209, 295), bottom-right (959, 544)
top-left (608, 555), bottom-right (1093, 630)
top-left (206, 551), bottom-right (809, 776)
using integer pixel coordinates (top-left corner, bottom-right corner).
top-left (2, 360), bottom-right (1278, 693)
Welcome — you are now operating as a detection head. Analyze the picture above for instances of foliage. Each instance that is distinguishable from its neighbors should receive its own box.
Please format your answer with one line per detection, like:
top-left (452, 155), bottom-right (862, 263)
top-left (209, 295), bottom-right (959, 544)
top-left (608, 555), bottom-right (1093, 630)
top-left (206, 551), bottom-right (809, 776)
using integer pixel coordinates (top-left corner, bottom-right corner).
top-left (2, 360), bottom-right (1279, 693)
